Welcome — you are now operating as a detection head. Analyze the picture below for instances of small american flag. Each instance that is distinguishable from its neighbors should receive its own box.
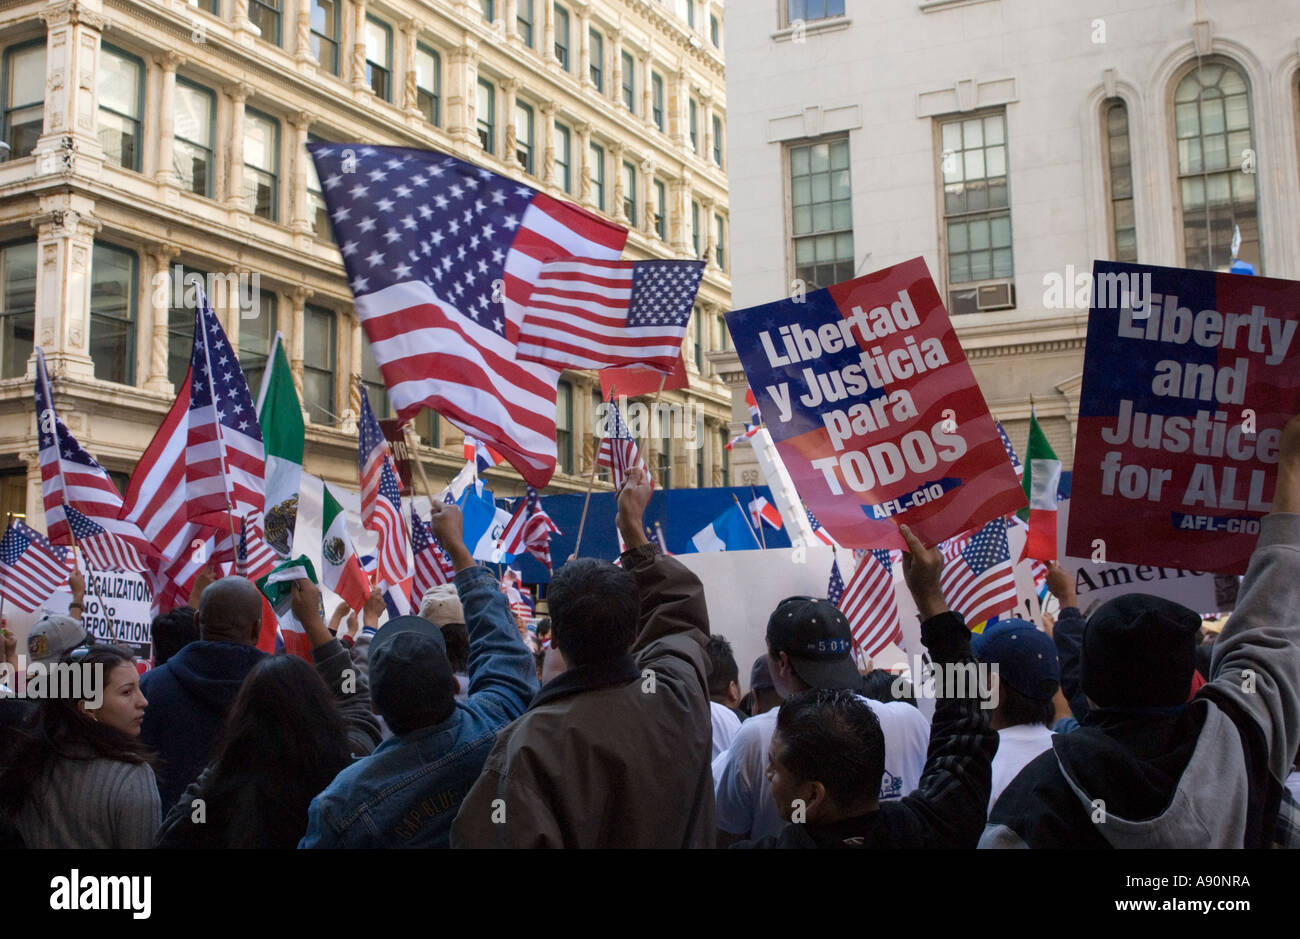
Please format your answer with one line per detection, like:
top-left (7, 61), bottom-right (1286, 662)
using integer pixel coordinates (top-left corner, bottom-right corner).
top-left (307, 143), bottom-right (628, 488)
top-left (410, 505), bottom-right (455, 599)
top-left (63, 504), bottom-right (148, 574)
top-left (0, 520), bottom-right (72, 612)
top-left (996, 420), bottom-right (1022, 476)
top-left (235, 515), bottom-right (277, 582)
top-left (827, 558), bottom-right (846, 604)
top-left (939, 518), bottom-right (1018, 626)
top-left (516, 257), bottom-right (704, 373)
top-left (497, 486), bottom-right (561, 570)
top-left (840, 549), bottom-right (905, 657)
top-left (805, 507), bottom-right (838, 547)
top-left (185, 290), bottom-right (265, 528)
top-left (596, 392), bottom-right (649, 490)
top-left (358, 384), bottom-right (410, 599)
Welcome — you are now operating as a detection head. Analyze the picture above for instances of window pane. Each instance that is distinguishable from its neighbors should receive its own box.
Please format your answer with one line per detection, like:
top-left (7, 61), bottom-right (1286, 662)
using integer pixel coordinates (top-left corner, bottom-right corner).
top-left (99, 50), bottom-right (139, 116)
top-left (175, 83), bottom-right (213, 147)
top-left (984, 115), bottom-right (1004, 145)
top-left (809, 143), bottom-right (829, 173)
top-left (1, 243), bottom-right (36, 379)
top-left (8, 46), bottom-right (45, 107)
top-left (90, 244), bottom-right (136, 385)
top-left (245, 113), bottom-right (277, 171)
top-left (962, 118), bottom-right (983, 149)
top-left (365, 20), bottom-right (390, 65)
top-left (790, 146), bottom-right (810, 176)
top-left (416, 48), bottom-right (437, 90)
top-left (940, 122), bottom-right (961, 153)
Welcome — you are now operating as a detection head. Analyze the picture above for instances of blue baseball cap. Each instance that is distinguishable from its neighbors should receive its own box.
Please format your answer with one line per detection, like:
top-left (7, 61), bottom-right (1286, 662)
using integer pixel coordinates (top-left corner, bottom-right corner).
top-left (971, 618), bottom-right (1060, 702)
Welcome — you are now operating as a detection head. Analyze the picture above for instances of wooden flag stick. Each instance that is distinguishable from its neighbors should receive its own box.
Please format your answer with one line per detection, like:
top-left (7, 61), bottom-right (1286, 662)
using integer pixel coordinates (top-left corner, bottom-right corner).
top-left (732, 492), bottom-right (763, 549)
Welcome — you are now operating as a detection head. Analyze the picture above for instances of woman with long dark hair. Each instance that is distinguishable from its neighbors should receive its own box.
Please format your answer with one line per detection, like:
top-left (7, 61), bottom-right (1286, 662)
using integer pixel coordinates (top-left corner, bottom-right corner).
top-left (0, 645), bottom-right (159, 848)
top-left (157, 579), bottom-right (382, 848)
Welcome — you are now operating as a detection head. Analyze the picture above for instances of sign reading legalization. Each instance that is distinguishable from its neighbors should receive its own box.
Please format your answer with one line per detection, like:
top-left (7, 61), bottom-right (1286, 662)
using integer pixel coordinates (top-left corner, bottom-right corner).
top-left (1068, 261), bottom-right (1300, 574)
top-left (726, 258), bottom-right (1024, 549)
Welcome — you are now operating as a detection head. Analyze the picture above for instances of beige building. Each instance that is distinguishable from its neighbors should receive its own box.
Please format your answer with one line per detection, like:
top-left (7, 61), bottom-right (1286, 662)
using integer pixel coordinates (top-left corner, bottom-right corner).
top-left (712, 0), bottom-right (1300, 477)
top-left (0, 0), bottom-right (733, 532)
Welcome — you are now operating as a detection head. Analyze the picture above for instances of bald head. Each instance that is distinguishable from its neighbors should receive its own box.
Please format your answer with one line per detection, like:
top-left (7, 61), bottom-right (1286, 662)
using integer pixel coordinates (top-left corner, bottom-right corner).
top-left (197, 576), bottom-right (264, 644)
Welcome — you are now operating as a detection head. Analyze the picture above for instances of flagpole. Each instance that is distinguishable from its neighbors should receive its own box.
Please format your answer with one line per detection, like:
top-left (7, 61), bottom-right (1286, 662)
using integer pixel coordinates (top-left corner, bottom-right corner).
top-left (748, 485), bottom-right (767, 549)
top-left (0, 512), bottom-right (10, 627)
top-left (732, 493), bottom-right (763, 549)
top-left (196, 291), bottom-right (241, 551)
top-left (573, 384), bottom-right (616, 560)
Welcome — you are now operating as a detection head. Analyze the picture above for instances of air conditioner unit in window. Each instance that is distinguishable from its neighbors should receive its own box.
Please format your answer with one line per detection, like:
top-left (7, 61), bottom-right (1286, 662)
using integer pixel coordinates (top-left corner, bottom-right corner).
top-left (976, 281), bottom-right (1015, 311)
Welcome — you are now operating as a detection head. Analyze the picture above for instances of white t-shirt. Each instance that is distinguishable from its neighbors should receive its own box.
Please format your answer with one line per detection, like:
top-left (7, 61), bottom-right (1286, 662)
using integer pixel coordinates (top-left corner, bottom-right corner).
top-left (988, 723), bottom-right (1055, 812)
top-left (710, 701), bottom-right (742, 760)
top-left (713, 696), bottom-right (930, 841)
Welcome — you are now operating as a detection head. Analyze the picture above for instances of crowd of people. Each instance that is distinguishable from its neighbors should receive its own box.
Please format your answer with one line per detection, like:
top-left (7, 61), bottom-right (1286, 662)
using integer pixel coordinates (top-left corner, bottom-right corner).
top-left (1, 413), bottom-right (1298, 850)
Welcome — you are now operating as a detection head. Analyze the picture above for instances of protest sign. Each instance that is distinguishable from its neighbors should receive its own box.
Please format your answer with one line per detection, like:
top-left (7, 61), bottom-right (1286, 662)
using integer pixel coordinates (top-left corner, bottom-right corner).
top-left (725, 257), bottom-right (1025, 549)
top-left (1067, 261), bottom-right (1300, 574)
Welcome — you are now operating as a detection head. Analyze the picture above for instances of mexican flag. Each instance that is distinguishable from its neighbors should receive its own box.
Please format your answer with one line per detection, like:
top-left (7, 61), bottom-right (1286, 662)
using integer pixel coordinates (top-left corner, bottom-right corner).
top-left (256, 333), bottom-right (304, 557)
top-left (321, 484), bottom-right (370, 611)
top-left (256, 555), bottom-right (318, 660)
top-left (1017, 410), bottom-right (1061, 561)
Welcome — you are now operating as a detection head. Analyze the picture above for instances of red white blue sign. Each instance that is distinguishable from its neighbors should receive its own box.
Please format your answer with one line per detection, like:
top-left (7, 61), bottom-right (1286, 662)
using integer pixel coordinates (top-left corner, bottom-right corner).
top-left (726, 258), bottom-right (1024, 550)
top-left (1068, 260), bottom-right (1300, 574)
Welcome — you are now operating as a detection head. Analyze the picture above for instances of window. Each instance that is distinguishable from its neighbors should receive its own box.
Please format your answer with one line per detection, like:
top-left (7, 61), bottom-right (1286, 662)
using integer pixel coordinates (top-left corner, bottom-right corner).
top-left (1175, 61), bottom-right (1258, 271)
top-left (555, 122), bottom-right (572, 192)
top-left (90, 243), bottom-right (137, 386)
top-left (515, 101), bottom-right (534, 173)
top-left (248, 0), bottom-right (282, 46)
top-left (192, 0), bottom-right (218, 12)
top-left (476, 78), bottom-right (495, 153)
top-left (653, 178), bottom-right (666, 240)
top-left (657, 432), bottom-right (671, 488)
top-left (480, 0), bottom-right (495, 22)
top-left (651, 72), bottom-right (665, 131)
top-left (589, 28), bottom-right (604, 92)
top-left (786, 0), bottom-right (844, 23)
top-left (1104, 98), bottom-right (1137, 262)
top-left (243, 108), bottom-right (280, 221)
top-left (310, 0), bottom-right (341, 75)
top-left (710, 14), bottom-right (720, 47)
top-left (556, 380), bottom-right (573, 474)
top-left (940, 112), bottom-right (1013, 304)
top-left (364, 16), bottom-right (393, 102)
top-left (716, 312), bottom-right (729, 350)
top-left (790, 137), bottom-right (855, 290)
top-left (306, 134), bottom-right (331, 239)
top-left (412, 409), bottom-right (439, 446)
top-left (303, 304), bottom-right (336, 424)
top-left (590, 141), bottom-right (605, 210)
top-left (714, 213), bottom-right (726, 270)
top-left (0, 469), bottom-right (26, 523)
top-left (689, 97), bottom-right (699, 153)
top-left (554, 5), bottom-right (570, 70)
top-left (168, 264), bottom-right (208, 388)
top-left (589, 388), bottom-right (604, 473)
top-left (719, 428), bottom-right (730, 485)
top-left (2, 42), bottom-right (45, 160)
top-left (621, 51), bottom-right (635, 111)
top-left (622, 161), bottom-right (636, 225)
top-left (516, 0), bottom-right (534, 47)
top-left (360, 330), bottom-right (390, 418)
top-left (98, 46), bottom-right (143, 172)
top-left (239, 290), bottom-right (276, 392)
top-left (693, 306), bottom-right (704, 370)
top-left (685, 0), bottom-right (694, 28)
top-left (174, 80), bottom-right (215, 197)
top-left (416, 45), bottom-right (441, 126)
top-left (712, 113), bottom-right (723, 166)
top-left (0, 241), bottom-right (35, 379)
top-left (692, 199), bottom-right (701, 257)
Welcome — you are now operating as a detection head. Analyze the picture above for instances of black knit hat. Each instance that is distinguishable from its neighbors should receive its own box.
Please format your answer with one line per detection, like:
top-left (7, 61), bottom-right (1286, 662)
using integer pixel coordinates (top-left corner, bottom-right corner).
top-left (1081, 595), bottom-right (1201, 708)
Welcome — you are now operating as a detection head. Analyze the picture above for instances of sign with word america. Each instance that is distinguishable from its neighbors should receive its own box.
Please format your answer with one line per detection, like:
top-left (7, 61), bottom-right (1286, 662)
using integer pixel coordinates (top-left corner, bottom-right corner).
top-left (1068, 261), bottom-right (1299, 574)
top-left (726, 258), bottom-right (1025, 549)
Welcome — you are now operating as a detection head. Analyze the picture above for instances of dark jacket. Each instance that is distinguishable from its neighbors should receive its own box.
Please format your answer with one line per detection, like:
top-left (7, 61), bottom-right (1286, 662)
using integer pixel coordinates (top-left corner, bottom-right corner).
top-left (982, 513), bottom-right (1300, 848)
top-left (451, 543), bottom-right (714, 848)
top-left (155, 638), bottom-right (382, 848)
top-left (736, 610), bottom-right (996, 849)
top-left (139, 640), bottom-right (268, 809)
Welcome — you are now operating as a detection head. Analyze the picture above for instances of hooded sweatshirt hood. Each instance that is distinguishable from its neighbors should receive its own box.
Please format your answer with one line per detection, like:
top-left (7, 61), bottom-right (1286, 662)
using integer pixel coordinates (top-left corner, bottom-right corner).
top-left (159, 641), bottom-right (268, 716)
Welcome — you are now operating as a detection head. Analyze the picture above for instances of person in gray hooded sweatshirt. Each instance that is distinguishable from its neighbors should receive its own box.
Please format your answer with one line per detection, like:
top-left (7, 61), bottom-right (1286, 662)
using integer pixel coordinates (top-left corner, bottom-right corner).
top-left (981, 412), bottom-right (1300, 849)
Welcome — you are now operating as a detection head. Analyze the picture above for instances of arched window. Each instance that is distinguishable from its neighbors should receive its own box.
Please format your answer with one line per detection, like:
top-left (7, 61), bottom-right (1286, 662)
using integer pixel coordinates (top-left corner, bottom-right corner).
top-left (1103, 98), bottom-right (1137, 262)
top-left (1174, 61), bottom-right (1258, 271)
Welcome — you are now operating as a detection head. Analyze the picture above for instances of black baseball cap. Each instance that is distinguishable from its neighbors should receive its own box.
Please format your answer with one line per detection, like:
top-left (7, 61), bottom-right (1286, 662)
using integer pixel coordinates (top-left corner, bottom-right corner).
top-left (1081, 595), bottom-right (1201, 708)
top-left (369, 615), bottom-right (456, 731)
top-left (765, 596), bottom-right (862, 691)
top-left (749, 653), bottom-right (775, 693)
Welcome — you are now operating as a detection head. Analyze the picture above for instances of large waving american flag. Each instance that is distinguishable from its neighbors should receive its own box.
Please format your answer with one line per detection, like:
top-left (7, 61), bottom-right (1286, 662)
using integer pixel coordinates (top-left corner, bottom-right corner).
top-left (837, 549), bottom-right (904, 657)
top-left (186, 291), bottom-right (265, 527)
top-left (515, 258), bottom-right (703, 372)
top-left (358, 383), bottom-right (409, 603)
top-left (939, 517), bottom-right (1018, 626)
top-left (595, 391), bottom-right (649, 490)
top-left (0, 520), bottom-right (72, 612)
top-left (307, 144), bottom-right (627, 489)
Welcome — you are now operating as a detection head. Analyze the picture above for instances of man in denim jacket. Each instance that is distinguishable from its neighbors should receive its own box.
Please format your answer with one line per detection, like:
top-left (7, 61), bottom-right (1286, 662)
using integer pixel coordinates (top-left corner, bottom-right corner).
top-left (299, 499), bottom-right (539, 848)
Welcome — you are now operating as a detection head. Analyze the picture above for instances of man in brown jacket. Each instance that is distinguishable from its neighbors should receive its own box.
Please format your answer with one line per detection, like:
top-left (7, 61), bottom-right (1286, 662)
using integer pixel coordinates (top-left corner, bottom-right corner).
top-left (451, 467), bottom-right (714, 847)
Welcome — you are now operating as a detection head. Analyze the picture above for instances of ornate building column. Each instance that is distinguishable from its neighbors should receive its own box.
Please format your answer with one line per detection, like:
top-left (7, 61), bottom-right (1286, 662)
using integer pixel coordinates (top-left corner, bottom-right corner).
top-left (144, 242), bottom-right (180, 392)
top-left (31, 196), bottom-right (101, 378)
top-left (224, 82), bottom-right (251, 210)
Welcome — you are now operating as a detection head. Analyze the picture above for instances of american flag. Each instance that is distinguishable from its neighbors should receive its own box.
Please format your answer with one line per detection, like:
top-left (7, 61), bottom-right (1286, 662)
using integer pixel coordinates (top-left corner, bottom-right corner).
top-left (307, 143), bottom-right (628, 489)
top-left (996, 420), bottom-right (1022, 476)
top-left (185, 290), bottom-right (265, 528)
top-left (63, 504), bottom-right (148, 574)
top-left (497, 486), bottom-right (561, 570)
top-left (840, 549), bottom-right (905, 657)
top-left (515, 257), bottom-right (704, 372)
top-left (596, 391), bottom-right (649, 490)
top-left (35, 348), bottom-right (149, 552)
top-left (826, 557), bottom-right (845, 604)
top-left (805, 507), bottom-right (839, 547)
top-left (0, 520), bottom-right (72, 611)
top-left (358, 384), bottom-right (409, 596)
top-left (410, 505), bottom-right (455, 599)
top-left (235, 515), bottom-right (277, 582)
top-left (939, 518), bottom-right (1018, 626)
